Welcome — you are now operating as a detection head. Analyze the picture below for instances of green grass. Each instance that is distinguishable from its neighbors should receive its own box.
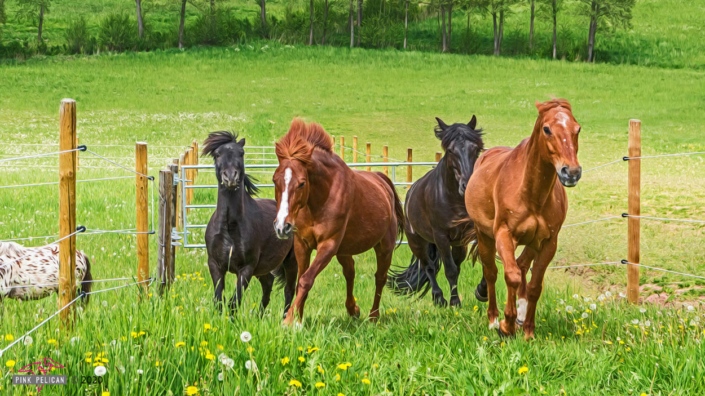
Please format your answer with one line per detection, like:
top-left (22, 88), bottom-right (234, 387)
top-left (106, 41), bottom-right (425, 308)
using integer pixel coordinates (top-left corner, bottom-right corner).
top-left (1, 46), bottom-right (705, 394)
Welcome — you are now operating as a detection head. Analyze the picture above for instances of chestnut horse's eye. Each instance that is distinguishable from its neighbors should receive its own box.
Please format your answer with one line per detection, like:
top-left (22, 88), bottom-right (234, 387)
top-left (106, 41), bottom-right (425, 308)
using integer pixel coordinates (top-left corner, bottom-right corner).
top-left (298, 182), bottom-right (305, 189)
top-left (543, 126), bottom-right (552, 135)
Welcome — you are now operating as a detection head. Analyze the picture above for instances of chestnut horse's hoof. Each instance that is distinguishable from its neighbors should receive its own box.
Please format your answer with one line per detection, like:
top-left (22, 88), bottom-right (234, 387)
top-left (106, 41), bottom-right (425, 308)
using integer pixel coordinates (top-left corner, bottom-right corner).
top-left (496, 327), bottom-right (516, 339)
top-left (474, 284), bottom-right (488, 303)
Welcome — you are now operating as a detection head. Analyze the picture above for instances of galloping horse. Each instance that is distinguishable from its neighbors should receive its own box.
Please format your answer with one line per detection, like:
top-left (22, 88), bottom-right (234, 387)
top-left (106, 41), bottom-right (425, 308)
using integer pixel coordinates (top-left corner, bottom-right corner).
top-left (466, 99), bottom-right (582, 339)
top-left (388, 116), bottom-right (485, 307)
top-left (203, 132), bottom-right (297, 316)
top-left (273, 118), bottom-right (404, 325)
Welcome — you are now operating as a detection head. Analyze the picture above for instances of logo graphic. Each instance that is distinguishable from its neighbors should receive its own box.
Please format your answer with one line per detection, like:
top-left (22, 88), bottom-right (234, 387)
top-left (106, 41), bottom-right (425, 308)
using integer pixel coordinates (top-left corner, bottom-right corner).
top-left (14, 357), bottom-right (66, 393)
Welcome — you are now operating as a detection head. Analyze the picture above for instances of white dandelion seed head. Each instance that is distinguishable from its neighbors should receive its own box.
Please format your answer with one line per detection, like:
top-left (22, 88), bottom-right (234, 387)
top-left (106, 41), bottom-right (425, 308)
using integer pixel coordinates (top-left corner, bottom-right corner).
top-left (572, 294), bottom-right (580, 300)
top-left (644, 320), bottom-right (651, 327)
top-left (589, 304), bottom-right (597, 311)
top-left (565, 306), bottom-right (574, 313)
top-left (619, 292), bottom-right (626, 298)
top-left (218, 354), bottom-right (229, 364)
top-left (23, 336), bottom-right (33, 346)
top-left (224, 358), bottom-right (235, 369)
top-left (686, 305), bottom-right (695, 312)
top-left (218, 372), bottom-right (224, 381)
top-left (559, 299), bottom-right (565, 305)
top-left (631, 319), bottom-right (639, 325)
top-left (598, 294), bottom-right (606, 302)
top-left (94, 366), bottom-right (107, 377)
top-left (110, 340), bottom-right (117, 347)
top-left (245, 360), bottom-right (257, 371)
top-left (639, 308), bottom-right (646, 313)
top-left (137, 369), bottom-right (144, 375)
top-left (581, 313), bottom-right (589, 319)
top-left (605, 291), bottom-right (613, 298)
top-left (240, 331), bottom-right (252, 343)
top-left (583, 297), bottom-right (592, 302)
top-left (118, 365), bottom-right (125, 374)
top-left (70, 336), bottom-right (80, 345)
top-left (130, 356), bottom-right (135, 363)
top-left (102, 300), bottom-right (108, 308)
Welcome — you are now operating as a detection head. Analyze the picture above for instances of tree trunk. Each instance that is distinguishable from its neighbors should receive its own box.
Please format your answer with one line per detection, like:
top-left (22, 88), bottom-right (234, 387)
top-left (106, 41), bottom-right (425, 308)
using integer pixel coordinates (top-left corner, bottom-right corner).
top-left (260, 0), bottom-right (267, 37)
top-left (466, 11), bottom-right (470, 53)
top-left (178, 0), bottom-right (187, 49)
top-left (135, 0), bottom-right (144, 39)
top-left (309, 0), bottom-right (314, 45)
top-left (492, 11), bottom-right (498, 55)
top-left (322, 0), bottom-right (329, 44)
top-left (350, 0), bottom-right (355, 48)
top-left (211, 0), bottom-right (215, 12)
top-left (529, 0), bottom-right (534, 51)
top-left (552, 0), bottom-right (557, 59)
top-left (357, 0), bottom-right (362, 46)
top-left (440, 2), bottom-right (447, 52)
top-left (447, 0), bottom-right (453, 51)
top-left (587, 0), bottom-right (597, 62)
top-left (498, 9), bottom-right (504, 55)
top-left (37, 3), bottom-right (44, 43)
top-left (403, 0), bottom-right (408, 49)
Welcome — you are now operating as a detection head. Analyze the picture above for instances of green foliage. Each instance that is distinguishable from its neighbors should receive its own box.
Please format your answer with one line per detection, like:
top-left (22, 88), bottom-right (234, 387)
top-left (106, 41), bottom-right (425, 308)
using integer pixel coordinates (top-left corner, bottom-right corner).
top-left (13, 0), bottom-right (51, 25)
top-left (188, 8), bottom-right (252, 46)
top-left (64, 16), bottom-right (95, 54)
top-left (577, 0), bottom-right (636, 31)
top-left (0, 0), bottom-right (7, 24)
top-left (98, 13), bottom-right (137, 52)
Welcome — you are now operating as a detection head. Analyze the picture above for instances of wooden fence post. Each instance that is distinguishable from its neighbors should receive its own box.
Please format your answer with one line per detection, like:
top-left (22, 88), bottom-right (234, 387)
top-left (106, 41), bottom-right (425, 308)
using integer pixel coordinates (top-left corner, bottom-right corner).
top-left (406, 148), bottom-right (413, 187)
top-left (158, 168), bottom-right (174, 293)
top-left (191, 140), bottom-right (199, 184)
top-left (353, 136), bottom-right (358, 163)
top-left (176, 153), bottom-right (185, 231)
top-left (339, 136), bottom-right (345, 160)
top-left (185, 148), bottom-right (194, 209)
top-left (136, 142), bottom-right (149, 295)
top-left (627, 119), bottom-right (641, 304)
top-left (169, 163), bottom-right (179, 267)
top-left (382, 145), bottom-right (389, 177)
top-left (59, 99), bottom-right (77, 329)
top-left (366, 142), bottom-right (371, 172)
top-left (435, 152), bottom-right (442, 162)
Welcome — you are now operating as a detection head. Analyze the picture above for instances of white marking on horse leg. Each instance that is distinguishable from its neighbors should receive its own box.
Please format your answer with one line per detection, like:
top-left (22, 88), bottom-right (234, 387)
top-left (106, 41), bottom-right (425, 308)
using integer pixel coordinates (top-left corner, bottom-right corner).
top-left (275, 168), bottom-right (292, 230)
top-left (489, 318), bottom-right (499, 330)
top-left (517, 298), bottom-right (527, 325)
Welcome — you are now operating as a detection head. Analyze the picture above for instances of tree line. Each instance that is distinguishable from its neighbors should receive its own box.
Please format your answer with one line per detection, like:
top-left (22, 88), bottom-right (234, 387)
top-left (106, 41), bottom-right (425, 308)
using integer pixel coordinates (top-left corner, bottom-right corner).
top-left (0, 0), bottom-right (635, 63)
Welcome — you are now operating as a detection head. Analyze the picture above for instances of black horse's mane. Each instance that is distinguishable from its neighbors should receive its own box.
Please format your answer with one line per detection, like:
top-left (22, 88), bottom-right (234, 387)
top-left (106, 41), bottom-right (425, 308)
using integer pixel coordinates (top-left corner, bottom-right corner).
top-left (434, 123), bottom-right (484, 152)
top-left (202, 130), bottom-right (260, 197)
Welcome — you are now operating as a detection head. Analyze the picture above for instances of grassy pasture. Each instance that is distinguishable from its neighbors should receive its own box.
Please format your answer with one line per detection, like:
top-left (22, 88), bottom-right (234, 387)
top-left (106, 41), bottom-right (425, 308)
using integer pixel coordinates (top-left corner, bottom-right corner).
top-left (0, 47), bottom-right (705, 394)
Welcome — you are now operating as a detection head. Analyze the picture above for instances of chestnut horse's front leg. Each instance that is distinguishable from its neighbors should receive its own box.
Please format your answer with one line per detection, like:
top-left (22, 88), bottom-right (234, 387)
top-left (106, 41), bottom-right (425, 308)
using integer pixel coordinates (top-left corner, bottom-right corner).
top-left (522, 237), bottom-right (557, 340)
top-left (337, 255), bottom-right (360, 318)
top-left (515, 248), bottom-right (537, 327)
top-left (283, 239), bottom-right (311, 326)
top-left (283, 239), bottom-right (338, 327)
top-left (495, 227), bottom-right (521, 337)
top-left (475, 232), bottom-right (499, 328)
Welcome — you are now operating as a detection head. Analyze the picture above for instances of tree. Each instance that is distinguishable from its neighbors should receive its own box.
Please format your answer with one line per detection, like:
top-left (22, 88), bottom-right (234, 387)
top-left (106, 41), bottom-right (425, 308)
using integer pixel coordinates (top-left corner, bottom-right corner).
top-left (539, 0), bottom-right (564, 59)
top-left (321, 0), bottom-right (329, 44)
top-left (483, 0), bottom-right (517, 56)
top-left (178, 0), bottom-right (187, 49)
top-left (459, 0), bottom-right (485, 53)
top-left (578, 0), bottom-right (635, 62)
top-left (356, 0), bottom-right (362, 45)
top-left (15, 0), bottom-right (51, 43)
top-left (528, 0), bottom-right (534, 51)
top-left (308, 0), bottom-right (314, 45)
top-left (349, 0), bottom-right (355, 47)
top-left (403, 0), bottom-right (409, 49)
top-left (1, 0), bottom-right (6, 25)
top-left (135, 0), bottom-right (144, 38)
top-left (259, 0), bottom-right (267, 37)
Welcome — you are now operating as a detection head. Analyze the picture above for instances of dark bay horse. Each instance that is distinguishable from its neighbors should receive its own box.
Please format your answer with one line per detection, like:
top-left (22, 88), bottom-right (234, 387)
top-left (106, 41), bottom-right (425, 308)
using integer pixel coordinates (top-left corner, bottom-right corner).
top-left (203, 131), bottom-right (297, 316)
top-left (466, 99), bottom-right (582, 339)
top-left (272, 118), bottom-right (404, 326)
top-left (387, 116), bottom-right (485, 307)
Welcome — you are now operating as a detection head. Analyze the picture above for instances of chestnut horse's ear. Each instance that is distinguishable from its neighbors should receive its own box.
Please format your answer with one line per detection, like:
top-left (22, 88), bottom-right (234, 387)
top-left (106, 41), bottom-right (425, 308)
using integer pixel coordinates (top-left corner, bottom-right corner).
top-left (237, 138), bottom-right (246, 147)
top-left (468, 115), bottom-right (477, 130)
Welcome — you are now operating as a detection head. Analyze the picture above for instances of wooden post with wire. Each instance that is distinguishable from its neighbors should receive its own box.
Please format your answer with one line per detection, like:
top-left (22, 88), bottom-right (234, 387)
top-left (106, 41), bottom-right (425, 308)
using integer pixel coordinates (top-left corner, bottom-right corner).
top-left (406, 148), bottom-right (413, 187)
top-left (435, 152), bottom-right (442, 162)
top-left (382, 145), bottom-right (389, 176)
top-left (136, 142), bottom-right (149, 295)
top-left (169, 162), bottom-right (179, 265)
top-left (366, 142), bottom-right (371, 171)
top-left (627, 119), bottom-right (641, 304)
top-left (352, 136), bottom-right (358, 163)
top-left (191, 140), bottom-right (199, 184)
top-left (175, 153), bottom-right (185, 232)
top-left (157, 168), bottom-right (174, 293)
top-left (339, 136), bottom-right (345, 160)
top-left (185, 148), bottom-right (194, 209)
top-left (59, 98), bottom-right (77, 329)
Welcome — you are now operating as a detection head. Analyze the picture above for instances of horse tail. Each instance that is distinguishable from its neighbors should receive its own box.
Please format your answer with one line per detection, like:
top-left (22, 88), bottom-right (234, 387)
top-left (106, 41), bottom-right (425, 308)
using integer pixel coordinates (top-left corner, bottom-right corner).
top-left (468, 226), bottom-right (480, 266)
top-left (272, 265), bottom-right (286, 288)
top-left (80, 256), bottom-right (93, 304)
top-left (375, 172), bottom-right (405, 247)
top-left (387, 245), bottom-right (439, 297)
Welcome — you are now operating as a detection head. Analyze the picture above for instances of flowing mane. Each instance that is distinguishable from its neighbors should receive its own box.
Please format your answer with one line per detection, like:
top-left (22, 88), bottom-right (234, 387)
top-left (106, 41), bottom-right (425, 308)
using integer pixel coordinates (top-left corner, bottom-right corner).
top-left (275, 118), bottom-right (333, 165)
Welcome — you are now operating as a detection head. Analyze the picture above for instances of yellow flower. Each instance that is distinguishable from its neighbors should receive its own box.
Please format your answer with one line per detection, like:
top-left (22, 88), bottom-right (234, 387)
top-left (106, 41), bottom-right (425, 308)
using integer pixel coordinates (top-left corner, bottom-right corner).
top-left (307, 346), bottom-right (319, 354)
top-left (289, 379), bottom-right (302, 388)
top-left (246, 346), bottom-right (254, 354)
top-left (85, 358), bottom-right (92, 363)
top-left (175, 342), bottom-right (186, 348)
top-left (281, 357), bottom-right (290, 366)
top-left (185, 386), bottom-right (199, 395)
top-left (217, 344), bottom-right (224, 350)
top-left (102, 392), bottom-right (110, 396)
top-left (203, 324), bottom-right (212, 332)
top-left (297, 346), bottom-right (304, 352)
top-left (4, 334), bottom-right (14, 342)
top-left (131, 332), bottom-right (138, 338)
top-left (361, 378), bottom-right (371, 385)
top-left (518, 366), bottom-right (529, 375)
top-left (335, 373), bottom-right (341, 381)
top-left (47, 339), bottom-right (57, 345)
top-left (315, 382), bottom-right (326, 389)
top-left (372, 363), bottom-right (379, 369)
top-left (200, 341), bottom-right (208, 347)
top-left (338, 394), bottom-right (345, 396)
top-left (473, 305), bottom-right (479, 312)
top-left (337, 362), bottom-right (352, 370)
top-left (640, 393), bottom-right (648, 396)
top-left (6, 360), bottom-right (16, 368)
top-left (317, 365), bottom-right (325, 374)
top-left (205, 352), bottom-right (215, 361)
top-left (298, 356), bottom-right (305, 363)
top-left (155, 361), bottom-right (161, 367)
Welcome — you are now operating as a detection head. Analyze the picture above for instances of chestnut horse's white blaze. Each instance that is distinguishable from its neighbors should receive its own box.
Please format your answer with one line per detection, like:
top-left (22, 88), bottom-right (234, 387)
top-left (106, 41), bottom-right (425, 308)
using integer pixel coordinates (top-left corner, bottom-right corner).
top-left (275, 167), bottom-right (292, 230)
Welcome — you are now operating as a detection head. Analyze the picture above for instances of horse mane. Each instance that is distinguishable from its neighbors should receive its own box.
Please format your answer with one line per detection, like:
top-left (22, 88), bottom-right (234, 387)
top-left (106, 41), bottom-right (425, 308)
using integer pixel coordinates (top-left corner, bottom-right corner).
top-left (201, 130), bottom-right (260, 197)
top-left (536, 98), bottom-right (572, 116)
top-left (275, 118), bottom-right (333, 165)
top-left (434, 123), bottom-right (484, 152)
top-left (0, 242), bottom-right (27, 258)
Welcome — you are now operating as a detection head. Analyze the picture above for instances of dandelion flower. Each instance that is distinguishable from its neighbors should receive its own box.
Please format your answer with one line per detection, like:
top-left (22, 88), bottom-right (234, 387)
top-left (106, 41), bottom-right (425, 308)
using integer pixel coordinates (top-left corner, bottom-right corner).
top-left (102, 392), bottom-right (110, 396)
top-left (307, 346), bottom-right (319, 353)
top-left (581, 313), bottom-right (589, 319)
top-left (289, 379), bottom-right (302, 388)
top-left (338, 394), bottom-right (345, 396)
top-left (217, 372), bottom-right (224, 382)
top-left (281, 357), bottom-right (290, 366)
top-left (372, 363), bottom-right (379, 369)
top-left (6, 360), bottom-right (16, 368)
top-left (137, 369), bottom-right (144, 375)
top-left (335, 373), bottom-right (341, 381)
top-left (94, 366), bottom-right (107, 377)
top-left (518, 366), bottom-right (529, 375)
top-left (337, 362), bottom-right (352, 370)
top-left (245, 360), bottom-right (257, 371)
top-left (205, 353), bottom-right (215, 361)
top-left (639, 308), bottom-right (646, 313)
top-left (687, 305), bottom-right (695, 312)
top-left (317, 365), bottom-right (324, 374)
top-left (155, 361), bottom-right (161, 367)
top-left (589, 303), bottom-right (597, 310)
top-left (23, 336), bottom-right (33, 346)
top-left (200, 341), bottom-right (208, 347)
top-left (224, 358), bottom-right (235, 369)
top-left (362, 378), bottom-right (371, 385)
top-left (175, 342), bottom-right (186, 348)
top-left (565, 306), bottom-right (574, 313)
top-left (572, 294), bottom-right (579, 299)
top-left (246, 346), bottom-right (254, 354)
top-left (631, 319), bottom-right (640, 325)
top-left (216, 344), bottom-right (224, 351)
top-left (203, 324), bottom-right (212, 332)
top-left (240, 331), bottom-right (252, 343)
top-left (186, 386), bottom-right (199, 395)
top-left (4, 334), bottom-right (14, 342)
top-left (298, 356), bottom-right (306, 363)
top-left (315, 382), bottom-right (326, 389)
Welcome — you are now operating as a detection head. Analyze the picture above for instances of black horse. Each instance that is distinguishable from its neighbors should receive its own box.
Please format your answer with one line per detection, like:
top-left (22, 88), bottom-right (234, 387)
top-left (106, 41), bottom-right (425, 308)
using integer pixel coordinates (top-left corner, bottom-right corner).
top-left (203, 131), bottom-right (297, 316)
top-left (388, 116), bottom-right (487, 307)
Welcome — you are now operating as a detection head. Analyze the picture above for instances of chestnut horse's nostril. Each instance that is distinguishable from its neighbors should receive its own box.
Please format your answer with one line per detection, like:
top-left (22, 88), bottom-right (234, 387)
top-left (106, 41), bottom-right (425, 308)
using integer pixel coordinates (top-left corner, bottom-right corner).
top-left (283, 223), bottom-right (293, 235)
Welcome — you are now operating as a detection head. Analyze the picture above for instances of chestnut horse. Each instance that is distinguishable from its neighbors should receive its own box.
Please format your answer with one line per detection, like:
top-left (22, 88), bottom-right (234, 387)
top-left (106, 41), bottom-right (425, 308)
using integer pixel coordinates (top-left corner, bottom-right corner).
top-left (273, 119), bottom-right (404, 325)
top-left (466, 99), bottom-right (582, 339)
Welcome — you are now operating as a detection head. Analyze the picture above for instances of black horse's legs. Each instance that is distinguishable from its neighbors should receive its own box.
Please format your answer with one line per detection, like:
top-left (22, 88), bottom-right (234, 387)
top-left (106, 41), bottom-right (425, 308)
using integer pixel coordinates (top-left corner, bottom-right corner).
top-left (435, 235), bottom-right (460, 307)
top-left (408, 232), bottom-right (446, 306)
top-left (448, 245), bottom-right (467, 307)
top-left (208, 258), bottom-right (226, 312)
top-left (258, 273), bottom-right (275, 313)
top-left (281, 249), bottom-right (298, 318)
top-left (229, 267), bottom-right (253, 315)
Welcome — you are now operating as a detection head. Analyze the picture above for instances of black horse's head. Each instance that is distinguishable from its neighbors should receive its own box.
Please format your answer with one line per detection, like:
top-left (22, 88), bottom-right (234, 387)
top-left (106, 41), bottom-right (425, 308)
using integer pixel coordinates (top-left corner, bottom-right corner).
top-left (202, 131), bottom-right (259, 195)
top-left (435, 115), bottom-right (484, 196)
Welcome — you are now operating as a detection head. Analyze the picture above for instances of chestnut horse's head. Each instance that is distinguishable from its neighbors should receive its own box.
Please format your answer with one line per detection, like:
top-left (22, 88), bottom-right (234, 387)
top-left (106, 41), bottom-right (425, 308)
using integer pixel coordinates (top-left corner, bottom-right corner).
top-left (435, 115), bottom-right (484, 195)
top-left (273, 118), bottom-right (332, 239)
top-left (535, 99), bottom-right (582, 187)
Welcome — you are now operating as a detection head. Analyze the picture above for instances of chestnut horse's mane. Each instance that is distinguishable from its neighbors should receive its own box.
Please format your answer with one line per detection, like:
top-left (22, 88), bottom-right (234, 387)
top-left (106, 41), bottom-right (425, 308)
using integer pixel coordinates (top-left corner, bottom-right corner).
top-left (275, 118), bottom-right (333, 165)
top-left (536, 98), bottom-right (572, 116)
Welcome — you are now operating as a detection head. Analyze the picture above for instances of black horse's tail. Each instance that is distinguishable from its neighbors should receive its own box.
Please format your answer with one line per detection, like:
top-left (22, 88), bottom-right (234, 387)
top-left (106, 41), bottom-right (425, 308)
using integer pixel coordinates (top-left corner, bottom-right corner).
top-left (375, 172), bottom-right (405, 247)
top-left (80, 256), bottom-right (93, 304)
top-left (387, 244), bottom-right (440, 297)
top-left (272, 265), bottom-right (286, 288)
